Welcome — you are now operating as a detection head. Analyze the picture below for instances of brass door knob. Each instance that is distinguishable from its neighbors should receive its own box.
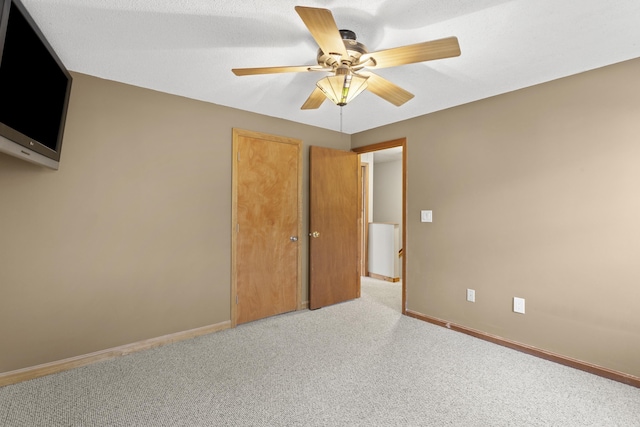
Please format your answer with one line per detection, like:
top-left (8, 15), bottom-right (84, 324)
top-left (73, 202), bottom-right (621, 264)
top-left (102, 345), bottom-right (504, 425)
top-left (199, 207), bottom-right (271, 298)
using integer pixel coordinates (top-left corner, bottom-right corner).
top-left (309, 231), bottom-right (320, 238)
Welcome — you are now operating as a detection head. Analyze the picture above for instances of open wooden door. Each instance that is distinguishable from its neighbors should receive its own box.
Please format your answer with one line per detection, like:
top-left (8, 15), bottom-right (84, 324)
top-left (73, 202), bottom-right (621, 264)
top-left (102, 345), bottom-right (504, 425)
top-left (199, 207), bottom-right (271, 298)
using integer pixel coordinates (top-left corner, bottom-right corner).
top-left (309, 146), bottom-right (360, 310)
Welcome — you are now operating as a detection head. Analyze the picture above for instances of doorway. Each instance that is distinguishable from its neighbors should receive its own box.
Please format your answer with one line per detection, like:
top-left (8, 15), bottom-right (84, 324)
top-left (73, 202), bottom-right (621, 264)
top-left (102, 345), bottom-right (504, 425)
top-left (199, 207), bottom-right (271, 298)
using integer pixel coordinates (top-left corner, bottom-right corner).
top-left (353, 139), bottom-right (407, 314)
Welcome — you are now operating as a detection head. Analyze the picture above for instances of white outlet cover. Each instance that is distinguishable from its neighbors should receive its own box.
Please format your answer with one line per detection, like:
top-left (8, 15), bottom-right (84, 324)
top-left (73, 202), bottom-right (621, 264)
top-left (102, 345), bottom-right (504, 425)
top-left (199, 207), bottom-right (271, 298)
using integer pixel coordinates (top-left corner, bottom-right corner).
top-left (513, 297), bottom-right (525, 314)
top-left (466, 289), bottom-right (475, 302)
top-left (421, 210), bottom-right (432, 223)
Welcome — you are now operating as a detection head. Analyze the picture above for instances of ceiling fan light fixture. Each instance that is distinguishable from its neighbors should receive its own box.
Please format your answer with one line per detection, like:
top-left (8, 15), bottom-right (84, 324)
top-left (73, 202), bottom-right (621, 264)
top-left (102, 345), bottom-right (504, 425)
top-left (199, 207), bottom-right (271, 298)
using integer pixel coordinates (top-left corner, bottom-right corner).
top-left (316, 69), bottom-right (368, 106)
top-left (232, 7), bottom-right (460, 110)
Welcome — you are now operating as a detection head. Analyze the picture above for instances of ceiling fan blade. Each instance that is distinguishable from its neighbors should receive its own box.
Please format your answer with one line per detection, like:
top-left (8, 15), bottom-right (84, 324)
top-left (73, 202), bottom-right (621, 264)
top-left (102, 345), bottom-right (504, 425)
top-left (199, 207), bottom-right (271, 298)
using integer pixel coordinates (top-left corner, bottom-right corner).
top-left (295, 6), bottom-right (348, 59)
top-left (301, 87), bottom-right (326, 110)
top-left (361, 36), bottom-right (461, 69)
top-left (232, 65), bottom-right (326, 76)
top-left (360, 72), bottom-right (414, 106)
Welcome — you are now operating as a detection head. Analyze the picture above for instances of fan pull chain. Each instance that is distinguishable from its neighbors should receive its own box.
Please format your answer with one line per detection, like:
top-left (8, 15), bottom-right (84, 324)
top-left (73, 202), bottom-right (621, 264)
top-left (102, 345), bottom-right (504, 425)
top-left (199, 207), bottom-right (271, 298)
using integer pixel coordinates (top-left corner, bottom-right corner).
top-left (340, 106), bottom-right (343, 133)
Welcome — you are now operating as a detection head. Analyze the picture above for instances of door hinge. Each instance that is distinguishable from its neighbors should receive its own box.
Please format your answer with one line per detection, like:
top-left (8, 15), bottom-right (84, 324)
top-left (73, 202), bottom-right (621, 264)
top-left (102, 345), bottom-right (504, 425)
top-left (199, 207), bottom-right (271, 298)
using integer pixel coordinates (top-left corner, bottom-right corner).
top-left (236, 295), bottom-right (238, 305)
top-left (237, 152), bottom-right (240, 161)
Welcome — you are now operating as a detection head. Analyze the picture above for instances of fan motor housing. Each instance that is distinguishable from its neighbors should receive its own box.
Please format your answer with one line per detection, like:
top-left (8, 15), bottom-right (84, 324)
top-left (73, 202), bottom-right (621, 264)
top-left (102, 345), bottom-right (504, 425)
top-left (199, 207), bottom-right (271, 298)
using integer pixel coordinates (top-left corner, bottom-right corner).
top-left (316, 29), bottom-right (368, 68)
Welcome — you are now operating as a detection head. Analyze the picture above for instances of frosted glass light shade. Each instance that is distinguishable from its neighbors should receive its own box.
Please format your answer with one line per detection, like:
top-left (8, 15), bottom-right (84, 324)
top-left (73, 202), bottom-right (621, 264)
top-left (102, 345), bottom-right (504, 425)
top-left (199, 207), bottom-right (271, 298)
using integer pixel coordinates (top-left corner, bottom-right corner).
top-left (316, 73), bottom-right (368, 106)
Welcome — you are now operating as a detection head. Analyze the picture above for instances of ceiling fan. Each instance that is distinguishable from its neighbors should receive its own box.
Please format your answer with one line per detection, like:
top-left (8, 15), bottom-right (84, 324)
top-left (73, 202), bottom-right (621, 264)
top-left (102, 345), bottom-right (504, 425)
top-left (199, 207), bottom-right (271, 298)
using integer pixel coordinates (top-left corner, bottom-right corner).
top-left (232, 6), bottom-right (461, 109)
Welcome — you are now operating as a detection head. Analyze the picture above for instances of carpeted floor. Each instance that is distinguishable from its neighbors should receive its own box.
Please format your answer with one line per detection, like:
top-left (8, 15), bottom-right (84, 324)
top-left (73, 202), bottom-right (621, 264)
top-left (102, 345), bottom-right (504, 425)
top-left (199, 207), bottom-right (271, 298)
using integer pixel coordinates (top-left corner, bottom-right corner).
top-left (1, 277), bottom-right (639, 426)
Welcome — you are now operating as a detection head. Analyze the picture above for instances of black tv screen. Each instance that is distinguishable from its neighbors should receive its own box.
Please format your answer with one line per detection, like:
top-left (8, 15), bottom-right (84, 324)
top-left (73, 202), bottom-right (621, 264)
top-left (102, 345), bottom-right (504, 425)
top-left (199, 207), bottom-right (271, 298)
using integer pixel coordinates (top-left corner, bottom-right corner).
top-left (0, 0), bottom-right (72, 169)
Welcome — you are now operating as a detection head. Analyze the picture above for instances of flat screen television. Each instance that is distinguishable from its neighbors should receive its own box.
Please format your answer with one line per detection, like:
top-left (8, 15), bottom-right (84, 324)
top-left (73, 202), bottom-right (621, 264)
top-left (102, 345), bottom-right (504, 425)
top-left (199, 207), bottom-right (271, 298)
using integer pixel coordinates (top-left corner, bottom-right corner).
top-left (0, 0), bottom-right (72, 170)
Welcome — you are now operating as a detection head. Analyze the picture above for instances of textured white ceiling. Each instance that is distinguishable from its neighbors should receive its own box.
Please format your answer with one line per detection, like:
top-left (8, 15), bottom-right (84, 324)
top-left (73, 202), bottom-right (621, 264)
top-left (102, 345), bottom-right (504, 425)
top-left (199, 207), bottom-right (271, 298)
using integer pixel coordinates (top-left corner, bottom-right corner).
top-left (21, 0), bottom-right (640, 134)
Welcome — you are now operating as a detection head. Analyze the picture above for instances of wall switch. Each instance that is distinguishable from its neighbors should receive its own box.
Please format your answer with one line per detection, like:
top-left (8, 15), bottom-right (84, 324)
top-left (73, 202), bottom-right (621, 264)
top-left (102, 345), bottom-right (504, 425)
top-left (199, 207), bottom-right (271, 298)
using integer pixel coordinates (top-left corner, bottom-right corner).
top-left (420, 210), bottom-right (432, 223)
top-left (513, 297), bottom-right (525, 314)
top-left (466, 289), bottom-right (475, 302)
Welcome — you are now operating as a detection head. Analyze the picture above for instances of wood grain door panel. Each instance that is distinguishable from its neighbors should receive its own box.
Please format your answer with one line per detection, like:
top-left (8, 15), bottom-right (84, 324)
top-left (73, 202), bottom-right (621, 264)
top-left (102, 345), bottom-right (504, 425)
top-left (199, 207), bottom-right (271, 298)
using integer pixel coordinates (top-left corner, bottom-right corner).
top-left (309, 146), bottom-right (360, 310)
top-left (233, 129), bottom-right (301, 325)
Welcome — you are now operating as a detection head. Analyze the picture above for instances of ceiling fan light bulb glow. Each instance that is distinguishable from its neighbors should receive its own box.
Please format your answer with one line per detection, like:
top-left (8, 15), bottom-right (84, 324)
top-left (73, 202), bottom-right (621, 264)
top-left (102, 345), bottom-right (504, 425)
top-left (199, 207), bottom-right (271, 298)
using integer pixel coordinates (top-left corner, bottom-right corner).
top-left (316, 73), bottom-right (368, 106)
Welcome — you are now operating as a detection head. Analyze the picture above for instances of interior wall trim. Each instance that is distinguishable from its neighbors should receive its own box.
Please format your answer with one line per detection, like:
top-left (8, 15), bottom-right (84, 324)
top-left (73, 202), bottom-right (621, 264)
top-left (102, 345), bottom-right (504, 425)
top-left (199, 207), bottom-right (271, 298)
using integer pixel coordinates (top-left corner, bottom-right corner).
top-left (0, 321), bottom-right (231, 387)
top-left (405, 310), bottom-right (640, 389)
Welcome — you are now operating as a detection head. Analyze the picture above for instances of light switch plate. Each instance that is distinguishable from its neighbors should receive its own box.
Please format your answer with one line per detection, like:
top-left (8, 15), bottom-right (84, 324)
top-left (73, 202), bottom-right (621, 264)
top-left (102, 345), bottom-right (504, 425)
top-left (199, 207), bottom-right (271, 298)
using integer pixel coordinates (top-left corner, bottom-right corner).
top-left (420, 210), bottom-right (432, 223)
top-left (513, 297), bottom-right (525, 314)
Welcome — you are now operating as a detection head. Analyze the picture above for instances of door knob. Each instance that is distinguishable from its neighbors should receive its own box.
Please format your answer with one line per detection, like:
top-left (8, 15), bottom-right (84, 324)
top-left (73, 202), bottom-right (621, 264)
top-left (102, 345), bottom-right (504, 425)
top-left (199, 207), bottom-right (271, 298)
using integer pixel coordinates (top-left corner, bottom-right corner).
top-left (309, 231), bottom-right (320, 238)
top-left (290, 236), bottom-right (298, 242)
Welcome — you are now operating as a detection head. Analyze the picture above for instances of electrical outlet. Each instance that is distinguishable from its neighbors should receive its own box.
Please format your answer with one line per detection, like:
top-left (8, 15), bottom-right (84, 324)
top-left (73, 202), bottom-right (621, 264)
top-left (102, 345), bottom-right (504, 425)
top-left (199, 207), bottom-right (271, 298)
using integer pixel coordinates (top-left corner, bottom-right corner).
top-left (466, 289), bottom-right (475, 302)
top-left (513, 297), bottom-right (525, 314)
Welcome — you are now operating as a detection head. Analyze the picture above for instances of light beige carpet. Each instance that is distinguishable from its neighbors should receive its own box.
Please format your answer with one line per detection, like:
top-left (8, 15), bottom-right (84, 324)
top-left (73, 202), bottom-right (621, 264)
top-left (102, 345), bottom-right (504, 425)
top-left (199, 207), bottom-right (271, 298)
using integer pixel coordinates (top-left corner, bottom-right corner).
top-left (1, 277), bottom-right (639, 426)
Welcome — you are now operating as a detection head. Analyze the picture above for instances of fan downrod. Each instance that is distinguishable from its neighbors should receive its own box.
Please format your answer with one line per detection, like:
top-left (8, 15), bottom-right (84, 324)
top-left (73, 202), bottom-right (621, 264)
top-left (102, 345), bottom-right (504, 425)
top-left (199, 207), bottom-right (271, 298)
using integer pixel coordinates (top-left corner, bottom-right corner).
top-left (339, 29), bottom-right (356, 40)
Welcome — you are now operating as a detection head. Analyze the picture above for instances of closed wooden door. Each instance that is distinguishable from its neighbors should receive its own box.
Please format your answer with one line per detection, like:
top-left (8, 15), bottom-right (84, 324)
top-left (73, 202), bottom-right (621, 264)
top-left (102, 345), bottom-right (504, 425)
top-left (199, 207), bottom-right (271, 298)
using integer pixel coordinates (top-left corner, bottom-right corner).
top-left (232, 129), bottom-right (302, 325)
top-left (309, 146), bottom-right (360, 309)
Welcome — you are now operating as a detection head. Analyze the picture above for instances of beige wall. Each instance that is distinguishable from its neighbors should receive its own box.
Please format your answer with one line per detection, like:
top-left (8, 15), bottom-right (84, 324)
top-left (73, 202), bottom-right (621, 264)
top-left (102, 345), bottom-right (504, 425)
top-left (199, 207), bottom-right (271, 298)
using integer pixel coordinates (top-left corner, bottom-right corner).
top-left (352, 58), bottom-right (640, 377)
top-left (3, 59), bottom-right (639, 378)
top-left (372, 159), bottom-right (403, 242)
top-left (0, 73), bottom-right (348, 373)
